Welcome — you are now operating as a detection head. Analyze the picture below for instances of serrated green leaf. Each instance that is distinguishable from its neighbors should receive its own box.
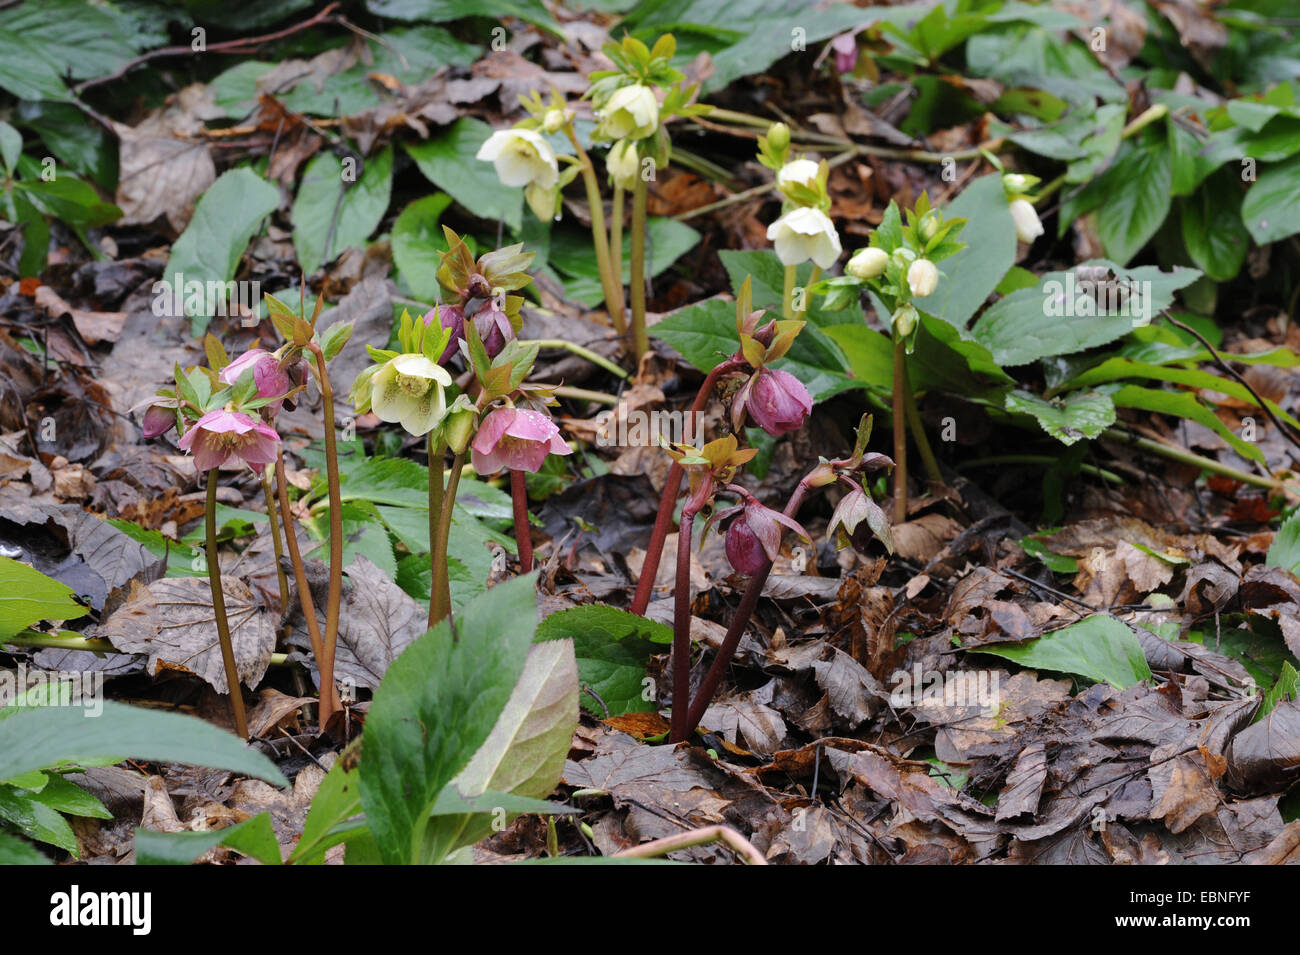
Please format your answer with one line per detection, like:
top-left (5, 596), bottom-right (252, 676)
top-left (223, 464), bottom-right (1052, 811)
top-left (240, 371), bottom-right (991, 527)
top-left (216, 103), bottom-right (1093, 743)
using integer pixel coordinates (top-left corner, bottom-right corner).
top-left (535, 605), bottom-right (672, 715)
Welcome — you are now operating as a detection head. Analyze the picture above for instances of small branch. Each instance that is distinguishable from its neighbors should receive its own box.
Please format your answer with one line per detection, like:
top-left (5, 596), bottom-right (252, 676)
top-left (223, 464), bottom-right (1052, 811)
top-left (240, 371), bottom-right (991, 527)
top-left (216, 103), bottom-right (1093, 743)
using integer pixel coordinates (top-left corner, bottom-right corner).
top-left (670, 506), bottom-right (697, 743)
top-left (511, 469), bottom-right (533, 573)
top-left (892, 337), bottom-right (909, 524)
top-left (307, 343), bottom-right (344, 720)
top-left (630, 172), bottom-right (650, 362)
top-left (1102, 427), bottom-right (1294, 492)
top-left (551, 384), bottom-right (620, 406)
top-left (206, 471), bottom-right (248, 739)
top-left (527, 338), bottom-right (629, 380)
top-left (261, 464), bottom-right (290, 615)
top-left (612, 825), bottom-right (767, 865)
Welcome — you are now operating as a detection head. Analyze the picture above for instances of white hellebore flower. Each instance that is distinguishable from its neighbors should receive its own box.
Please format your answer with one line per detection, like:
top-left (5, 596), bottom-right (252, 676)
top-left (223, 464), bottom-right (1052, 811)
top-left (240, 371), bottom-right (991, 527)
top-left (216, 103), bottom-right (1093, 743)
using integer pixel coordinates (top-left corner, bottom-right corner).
top-left (776, 158), bottom-right (820, 194)
top-left (766, 206), bottom-right (842, 269)
top-left (606, 139), bottom-right (640, 190)
top-left (371, 353), bottom-right (453, 437)
top-left (846, 247), bottom-right (889, 280)
top-left (1009, 198), bottom-right (1044, 244)
top-left (600, 84), bottom-right (659, 140)
top-left (907, 258), bottom-right (939, 298)
top-left (476, 128), bottom-right (558, 189)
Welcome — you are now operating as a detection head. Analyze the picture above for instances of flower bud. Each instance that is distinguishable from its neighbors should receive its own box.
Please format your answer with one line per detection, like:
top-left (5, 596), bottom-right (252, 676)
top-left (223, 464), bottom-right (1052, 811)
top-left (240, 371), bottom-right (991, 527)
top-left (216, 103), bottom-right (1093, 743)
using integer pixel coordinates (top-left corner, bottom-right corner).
top-left (732, 367), bottom-right (813, 437)
top-left (443, 397), bottom-right (477, 454)
top-left (605, 139), bottom-right (639, 191)
top-left (141, 404), bottom-right (176, 439)
top-left (917, 211), bottom-right (940, 243)
top-left (776, 158), bottom-right (820, 194)
top-left (1002, 173), bottom-right (1035, 196)
top-left (907, 259), bottom-right (939, 298)
top-left (599, 84), bottom-right (659, 140)
top-left (1009, 198), bottom-right (1044, 244)
top-left (767, 121), bottom-right (790, 152)
top-left (846, 247), bottom-right (888, 280)
top-left (893, 304), bottom-right (918, 338)
top-left (725, 519), bottom-right (769, 576)
top-left (542, 108), bottom-right (568, 134)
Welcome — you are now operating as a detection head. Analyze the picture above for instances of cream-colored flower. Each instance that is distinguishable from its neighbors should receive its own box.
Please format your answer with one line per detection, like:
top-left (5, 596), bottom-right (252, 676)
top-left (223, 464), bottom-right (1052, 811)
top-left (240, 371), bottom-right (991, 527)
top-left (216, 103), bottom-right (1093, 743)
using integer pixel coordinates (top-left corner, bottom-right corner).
top-left (1009, 198), bottom-right (1044, 243)
top-left (599, 84), bottom-right (659, 140)
top-left (476, 128), bottom-right (559, 189)
top-left (846, 247), bottom-right (888, 280)
top-left (606, 139), bottom-right (640, 190)
top-left (907, 258), bottom-right (939, 298)
top-left (766, 206), bottom-right (842, 269)
top-left (370, 353), bottom-right (453, 436)
top-left (776, 158), bottom-right (820, 194)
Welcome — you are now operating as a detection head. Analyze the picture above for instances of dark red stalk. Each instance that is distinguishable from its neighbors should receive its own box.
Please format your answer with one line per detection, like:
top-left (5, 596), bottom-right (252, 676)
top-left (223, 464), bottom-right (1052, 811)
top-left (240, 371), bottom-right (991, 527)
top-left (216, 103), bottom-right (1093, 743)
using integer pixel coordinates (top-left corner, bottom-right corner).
top-left (675, 480), bottom-right (813, 742)
top-left (510, 469), bottom-right (533, 573)
top-left (631, 358), bottom-right (744, 615)
top-left (670, 504), bottom-right (700, 742)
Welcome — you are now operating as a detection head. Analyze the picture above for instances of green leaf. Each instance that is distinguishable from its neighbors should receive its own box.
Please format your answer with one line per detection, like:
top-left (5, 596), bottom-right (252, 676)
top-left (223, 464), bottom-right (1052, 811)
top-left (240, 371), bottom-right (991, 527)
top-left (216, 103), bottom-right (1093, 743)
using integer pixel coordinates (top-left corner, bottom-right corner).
top-left (0, 786), bottom-right (78, 854)
top-left (1180, 171), bottom-right (1250, 282)
top-left (1241, 154), bottom-right (1300, 245)
top-left (0, 28), bottom-right (72, 101)
top-left (423, 639), bottom-right (579, 862)
top-left (972, 261), bottom-right (1201, 367)
top-left (163, 168), bottom-right (280, 336)
top-left (14, 175), bottom-right (121, 229)
top-left (406, 118), bottom-right (522, 231)
top-left (289, 756), bottom-right (362, 865)
top-left (1261, 661), bottom-right (1300, 719)
top-left (0, 829), bottom-right (50, 864)
top-left (0, 121), bottom-right (20, 175)
top-left (913, 174), bottom-right (1015, 328)
top-left (391, 194), bottom-right (454, 303)
top-left (1095, 141), bottom-right (1173, 266)
top-left (292, 146), bottom-right (393, 276)
top-left (0, 702), bottom-right (287, 786)
top-left (359, 574), bottom-right (538, 864)
top-left (1267, 511), bottom-right (1300, 577)
top-left (1018, 536), bottom-right (1078, 573)
top-left (551, 219), bottom-right (699, 307)
top-left (365, 0), bottom-right (559, 32)
top-left (719, 250), bottom-right (862, 329)
top-left (535, 605), bottom-right (673, 716)
top-left (135, 813), bottom-right (282, 865)
top-left (1004, 389), bottom-right (1116, 445)
top-left (27, 774), bottom-right (110, 820)
top-left (0, 556), bottom-right (89, 643)
top-left (0, 0), bottom-right (146, 82)
top-left (1109, 384), bottom-right (1265, 464)
top-left (973, 614), bottom-right (1152, 689)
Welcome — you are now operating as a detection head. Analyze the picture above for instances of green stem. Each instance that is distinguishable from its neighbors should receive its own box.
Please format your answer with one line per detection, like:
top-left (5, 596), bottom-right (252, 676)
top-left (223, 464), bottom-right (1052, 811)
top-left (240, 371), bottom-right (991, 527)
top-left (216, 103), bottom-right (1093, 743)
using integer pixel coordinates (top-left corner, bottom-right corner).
top-left (892, 337), bottom-right (908, 524)
top-left (550, 384), bottom-right (621, 405)
top-left (428, 430), bottom-right (446, 620)
top-left (610, 184), bottom-right (626, 325)
top-left (630, 172), bottom-right (650, 362)
top-left (7, 628), bottom-right (289, 665)
top-left (782, 265), bottom-right (796, 319)
top-left (526, 339), bottom-right (629, 380)
top-left (1102, 428), bottom-right (1294, 491)
top-left (261, 464), bottom-right (289, 615)
top-left (795, 265), bottom-right (820, 319)
top-left (566, 125), bottom-right (625, 337)
top-left (206, 470), bottom-right (248, 739)
top-left (430, 450), bottom-right (467, 627)
top-left (308, 343), bottom-right (343, 718)
top-left (902, 374), bottom-right (941, 483)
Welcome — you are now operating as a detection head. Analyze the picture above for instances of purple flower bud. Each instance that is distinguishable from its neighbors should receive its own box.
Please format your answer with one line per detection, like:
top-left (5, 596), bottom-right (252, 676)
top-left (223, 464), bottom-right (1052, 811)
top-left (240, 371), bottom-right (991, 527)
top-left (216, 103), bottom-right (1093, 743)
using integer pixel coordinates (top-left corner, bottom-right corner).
top-left (219, 348), bottom-right (293, 417)
top-left (733, 367), bottom-right (812, 436)
top-left (471, 301), bottom-right (515, 358)
top-left (141, 404), bottom-right (176, 439)
top-left (425, 305), bottom-right (465, 364)
top-left (725, 519), bottom-right (769, 576)
top-left (723, 497), bottom-right (814, 577)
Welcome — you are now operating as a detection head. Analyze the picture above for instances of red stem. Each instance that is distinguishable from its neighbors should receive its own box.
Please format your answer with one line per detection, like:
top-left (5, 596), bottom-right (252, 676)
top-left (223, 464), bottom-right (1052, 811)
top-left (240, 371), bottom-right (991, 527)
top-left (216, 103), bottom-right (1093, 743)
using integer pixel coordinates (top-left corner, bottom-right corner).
top-left (631, 358), bottom-right (743, 615)
top-left (670, 505), bottom-right (698, 742)
top-left (675, 480), bottom-right (813, 742)
top-left (510, 469), bottom-right (533, 573)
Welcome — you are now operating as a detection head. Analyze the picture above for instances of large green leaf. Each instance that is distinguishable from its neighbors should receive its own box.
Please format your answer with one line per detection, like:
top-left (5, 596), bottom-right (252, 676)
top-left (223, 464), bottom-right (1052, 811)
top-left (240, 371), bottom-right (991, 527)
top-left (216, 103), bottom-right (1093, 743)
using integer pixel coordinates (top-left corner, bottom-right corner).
top-left (424, 638), bottom-right (579, 861)
top-left (651, 297), bottom-right (855, 401)
top-left (0, 829), bottom-right (49, 865)
top-left (1181, 171), bottom-right (1250, 282)
top-left (289, 757), bottom-right (362, 865)
top-left (391, 193), bottom-right (454, 303)
top-left (407, 118), bottom-right (522, 231)
top-left (0, 702), bottom-right (287, 786)
top-left (1004, 389), bottom-right (1116, 445)
top-left (551, 219), bottom-right (700, 307)
top-left (1109, 383), bottom-right (1265, 464)
top-left (365, 0), bottom-right (559, 31)
top-left (293, 146), bottom-right (393, 276)
top-left (1241, 153), bottom-right (1300, 245)
top-left (1267, 511), bottom-right (1300, 577)
top-left (535, 605), bottom-right (672, 716)
top-left (164, 168), bottom-right (281, 335)
top-left (914, 174), bottom-right (1016, 328)
top-left (973, 614), bottom-right (1152, 688)
top-left (358, 573), bottom-right (537, 864)
top-left (971, 260), bottom-right (1201, 367)
top-left (135, 812), bottom-right (282, 865)
top-left (0, 557), bottom-right (89, 643)
top-left (1095, 141), bottom-right (1173, 266)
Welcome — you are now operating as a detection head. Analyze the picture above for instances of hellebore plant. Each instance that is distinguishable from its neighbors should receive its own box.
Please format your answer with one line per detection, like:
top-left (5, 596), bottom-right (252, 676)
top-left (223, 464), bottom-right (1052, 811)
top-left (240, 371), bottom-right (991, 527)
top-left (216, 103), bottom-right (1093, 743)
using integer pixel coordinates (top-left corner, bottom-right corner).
top-left (757, 122), bottom-right (842, 319)
top-left (816, 193), bottom-right (967, 523)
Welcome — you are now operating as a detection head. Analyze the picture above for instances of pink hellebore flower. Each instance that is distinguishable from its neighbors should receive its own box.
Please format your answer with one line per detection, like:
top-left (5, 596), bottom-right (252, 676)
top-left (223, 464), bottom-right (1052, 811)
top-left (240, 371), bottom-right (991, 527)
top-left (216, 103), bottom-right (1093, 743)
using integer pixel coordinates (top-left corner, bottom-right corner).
top-left (219, 348), bottom-right (293, 415)
top-left (830, 32), bottom-right (858, 73)
top-left (471, 407), bottom-right (571, 474)
top-left (733, 367), bottom-right (813, 437)
top-left (178, 409), bottom-right (281, 472)
top-left (723, 497), bottom-right (813, 577)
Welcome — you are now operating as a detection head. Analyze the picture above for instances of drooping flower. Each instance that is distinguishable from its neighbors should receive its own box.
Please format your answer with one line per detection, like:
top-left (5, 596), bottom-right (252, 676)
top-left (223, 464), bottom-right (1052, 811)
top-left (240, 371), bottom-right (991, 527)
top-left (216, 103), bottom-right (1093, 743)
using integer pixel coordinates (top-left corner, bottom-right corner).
top-left (141, 403), bottom-right (177, 439)
top-left (178, 409), bottom-right (280, 472)
top-left (370, 353), bottom-right (453, 436)
top-left (733, 367), bottom-right (813, 437)
top-left (907, 258), bottom-right (939, 298)
top-left (722, 497), bottom-right (813, 576)
top-left (827, 486), bottom-right (893, 554)
top-left (846, 246), bottom-right (888, 280)
top-left (1009, 198), bottom-right (1044, 244)
top-left (219, 348), bottom-right (293, 415)
top-left (599, 84), bottom-right (659, 140)
top-left (476, 128), bottom-right (559, 189)
top-left (830, 32), bottom-right (859, 72)
top-left (776, 158), bottom-right (820, 194)
top-left (471, 407), bottom-right (571, 474)
top-left (606, 139), bottom-right (640, 190)
top-left (467, 298), bottom-right (515, 358)
top-left (766, 206), bottom-right (842, 269)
